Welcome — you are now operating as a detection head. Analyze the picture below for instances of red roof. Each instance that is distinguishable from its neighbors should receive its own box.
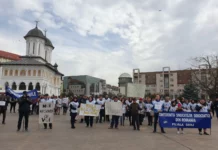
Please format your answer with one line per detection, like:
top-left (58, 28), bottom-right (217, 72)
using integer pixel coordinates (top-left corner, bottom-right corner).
top-left (0, 50), bottom-right (20, 61)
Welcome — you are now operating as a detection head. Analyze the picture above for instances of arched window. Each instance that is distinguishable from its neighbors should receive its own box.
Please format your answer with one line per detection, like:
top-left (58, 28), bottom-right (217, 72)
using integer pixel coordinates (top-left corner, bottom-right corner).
top-left (38, 70), bottom-right (41, 76)
top-left (28, 70), bottom-right (31, 76)
top-left (33, 43), bottom-right (35, 54)
top-left (19, 82), bottom-right (26, 90)
top-left (5, 82), bottom-right (9, 87)
top-left (12, 82), bottom-right (17, 90)
top-left (28, 82), bottom-right (33, 90)
top-left (54, 77), bottom-right (56, 85)
top-left (20, 70), bottom-right (26, 76)
top-left (9, 70), bottom-right (13, 76)
top-left (35, 83), bottom-right (40, 91)
top-left (15, 70), bottom-right (18, 76)
top-left (33, 70), bottom-right (36, 76)
top-left (38, 44), bottom-right (41, 55)
top-left (4, 69), bottom-right (8, 76)
top-left (28, 43), bottom-right (30, 54)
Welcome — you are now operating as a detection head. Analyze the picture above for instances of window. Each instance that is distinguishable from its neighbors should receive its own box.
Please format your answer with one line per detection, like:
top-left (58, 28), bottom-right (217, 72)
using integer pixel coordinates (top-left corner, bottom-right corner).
top-left (12, 82), bottom-right (17, 90)
top-left (28, 82), bottom-right (33, 90)
top-left (160, 80), bottom-right (163, 82)
top-left (139, 75), bottom-right (141, 78)
top-left (170, 79), bottom-right (174, 82)
top-left (19, 82), bottom-right (26, 90)
top-left (9, 70), bottom-right (13, 76)
top-left (33, 70), bottom-right (36, 76)
top-left (160, 74), bottom-right (163, 77)
top-left (170, 84), bottom-right (174, 87)
top-left (20, 70), bottom-right (26, 76)
top-left (15, 70), bottom-right (18, 76)
top-left (161, 85), bottom-right (163, 87)
top-left (36, 83), bottom-right (40, 91)
top-left (28, 70), bottom-right (31, 76)
top-left (38, 44), bottom-right (41, 55)
top-left (4, 69), bottom-right (8, 76)
top-left (33, 43), bottom-right (35, 54)
top-left (139, 80), bottom-right (141, 83)
top-left (170, 73), bottom-right (173, 76)
top-left (38, 70), bottom-right (41, 76)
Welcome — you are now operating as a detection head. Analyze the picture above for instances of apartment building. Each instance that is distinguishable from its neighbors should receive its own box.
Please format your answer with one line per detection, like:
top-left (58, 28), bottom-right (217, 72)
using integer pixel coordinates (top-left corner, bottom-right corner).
top-left (133, 68), bottom-right (192, 97)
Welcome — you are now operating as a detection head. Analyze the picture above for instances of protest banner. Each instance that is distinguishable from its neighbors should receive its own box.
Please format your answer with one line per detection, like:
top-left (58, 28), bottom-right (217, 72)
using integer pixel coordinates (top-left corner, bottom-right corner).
top-left (5, 86), bottom-right (38, 100)
top-left (39, 102), bottom-right (54, 124)
top-left (0, 101), bottom-right (6, 106)
top-left (126, 83), bottom-right (146, 98)
top-left (105, 101), bottom-right (122, 116)
top-left (159, 112), bottom-right (211, 128)
top-left (79, 104), bottom-right (101, 116)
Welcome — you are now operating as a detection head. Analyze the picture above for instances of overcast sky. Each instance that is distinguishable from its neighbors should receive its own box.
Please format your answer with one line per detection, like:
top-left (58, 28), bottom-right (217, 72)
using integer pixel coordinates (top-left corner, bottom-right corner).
top-left (0, 0), bottom-right (218, 85)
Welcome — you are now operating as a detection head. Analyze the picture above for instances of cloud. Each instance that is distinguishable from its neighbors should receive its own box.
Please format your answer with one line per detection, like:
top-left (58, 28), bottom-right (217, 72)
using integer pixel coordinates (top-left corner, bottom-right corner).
top-left (0, 0), bottom-right (218, 86)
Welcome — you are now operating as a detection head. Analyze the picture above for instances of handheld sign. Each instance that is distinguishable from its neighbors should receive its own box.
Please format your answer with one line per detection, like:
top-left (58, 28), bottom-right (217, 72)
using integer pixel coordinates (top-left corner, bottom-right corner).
top-left (0, 101), bottom-right (6, 106)
top-left (39, 102), bottom-right (54, 124)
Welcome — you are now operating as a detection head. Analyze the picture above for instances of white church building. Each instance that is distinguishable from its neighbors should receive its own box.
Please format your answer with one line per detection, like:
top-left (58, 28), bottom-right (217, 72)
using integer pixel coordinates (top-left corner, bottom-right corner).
top-left (0, 23), bottom-right (64, 96)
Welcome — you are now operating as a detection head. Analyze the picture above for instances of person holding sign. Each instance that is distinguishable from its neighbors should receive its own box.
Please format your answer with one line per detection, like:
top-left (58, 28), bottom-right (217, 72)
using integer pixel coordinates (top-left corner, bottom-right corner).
top-left (85, 97), bottom-right (96, 127)
top-left (17, 91), bottom-right (32, 132)
top-left (152, 94), bottom-right (165, 133)
top-left (130, 98), bottom-right (141, 131)
top-left (108, 96), bottom-right (120, 129)
top-left (69, 97), bottom-right (79, 129)
top-left (0, 94), bottom-right (9, 124)
top-left (96, 95), bottom-right (105, 123)
top-left (196, 99), bottom-right (209, 135)
top-left (40, 94), bottom-right (53, 129)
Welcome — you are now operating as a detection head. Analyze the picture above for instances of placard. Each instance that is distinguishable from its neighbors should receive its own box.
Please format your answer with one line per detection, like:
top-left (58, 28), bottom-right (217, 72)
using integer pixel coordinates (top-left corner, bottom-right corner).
top-left (105, 101), bottom-right (122, 116)
top-left (39, 102), bottom-right (54, 124)
top-left (0, 101), bottom-right (6, 106)
top-left (79, 104), bottom-right (101, 116)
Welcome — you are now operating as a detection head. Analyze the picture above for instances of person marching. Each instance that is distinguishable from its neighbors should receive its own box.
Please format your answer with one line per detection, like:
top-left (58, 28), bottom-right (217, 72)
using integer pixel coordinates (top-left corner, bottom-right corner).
top-left (196, 99), bottom-right (209, 135)
top-left (78, 95), bottom-right (87, 123)
top-left (85, 97), bottom-right (96, 127)
top-left (145, 97), bottom-right (153, 126)
top-left (214, 96), bottom-right (218, 119)
top-left (130, 98), bottom-right (141, 130)
top-left (108, 96), bottom-right (120, 129)
top-left (17, 91), bottom-right (32, 132)
top-left (120, 98), bottom-right (126, 126)
top-left (125, 98), bottom-right (133, 126)
top-left (69, 97), bottom-right (79, 129)
top-left (163, 97), bottom-right (171, 112)
top-left (182, 99), bottom-right (189, 111)
top-left (40, 94), bottom-right (53, 129)
top-left (188, 100), bottom-right (197, 112)
top-left (0, 94), bottom-right (9, 124)
top-left (56, 96), bottom-right (62, 115)
top-left (138, 98), bottom-right (145, 125)
top-left (10, 97), bottom-right (17, 113)
top-left (97, 95), bottom-right (105, 123)
top-left (152, 94), bottom-right (165, 133)
top-left (62, 95), bottom-right (69, 115)
top-left (105, 95), bottom-right (111, 122)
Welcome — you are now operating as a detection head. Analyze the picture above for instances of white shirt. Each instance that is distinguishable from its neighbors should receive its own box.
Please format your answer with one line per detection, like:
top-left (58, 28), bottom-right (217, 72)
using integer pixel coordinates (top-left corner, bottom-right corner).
top-left (62, 97), bottom-right (69, 104)
top-left (69, 101), bottom-right (79, 113)
top-left (86, 100), bottom-right (96, 105)
top-left (97, 99), bottom-right (105, 109)
top-left (41, 98), bottom-right (53, 103)
top-left (163, 101), bottom-right (171, 112)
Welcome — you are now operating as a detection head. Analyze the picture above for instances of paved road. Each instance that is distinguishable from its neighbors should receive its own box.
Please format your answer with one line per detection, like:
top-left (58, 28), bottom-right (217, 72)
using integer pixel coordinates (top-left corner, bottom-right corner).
top-left (0, 112), bottom-right (217, 150)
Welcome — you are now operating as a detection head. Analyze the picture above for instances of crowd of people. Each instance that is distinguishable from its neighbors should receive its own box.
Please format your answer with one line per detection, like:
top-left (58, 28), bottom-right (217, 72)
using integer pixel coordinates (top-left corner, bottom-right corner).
top-left (0, 93), bottom-right (218, 135)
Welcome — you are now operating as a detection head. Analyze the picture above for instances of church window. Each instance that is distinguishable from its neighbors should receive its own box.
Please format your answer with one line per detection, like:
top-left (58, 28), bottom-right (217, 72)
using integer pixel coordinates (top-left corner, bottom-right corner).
top-left (38, 44), bottom-right (41, 55)
top-left (54, 77), bottom-right (56, 85)
top-left (15, 70), bottom-right (18, 76)
top-left (19, 82), bottom-right (26, 90)
top-left (35, 82), bottom-right (40, 91)
top-left (28, 70), bottom-right (31, 76)
top-left (28, 43), bottom-right (30, 55)
top-left (45, 50), bottom-right (47, 61)
top-left (12, 82), bottom-right (17, 90)
top-left (28, 82), bottom-right (33, 90)
top-left (4, 69), bottom-right (8, 76)
top-left (33, 43), bottom-right (35, 54)
top-left (9, 70), bottom-right (13, 76)
top-left (33, 70), bottom-right (36, 76)
top-left (38, 70), bottom-right (41, 76)
top-left (20, 70), bottom-right (26, 76)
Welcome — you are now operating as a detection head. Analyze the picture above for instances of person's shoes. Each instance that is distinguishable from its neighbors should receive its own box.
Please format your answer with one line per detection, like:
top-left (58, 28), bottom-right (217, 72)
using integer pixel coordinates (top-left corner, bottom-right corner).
top-left (86, 125), bottom-right (89, 128)
top-left (204, 132), bottom-right (209, 135)
top-left (44, 127), bottom-right (47, 129)
top-left (71, 127), bottom-right (75, 129)
top-left (199, 132), bottom-right (203, 135)
top-left (2, 122), bottom-right (5, 125)
top-left (134, 128), bottom-right (136, 130)
top-left (17, 129), bottom-right (20, 132)
top-left (177, 131), bottom-right (180, 134)
top-left (108, 127), bottom-right (113, 129)
top-left (137, 128), bottom-right (140, 131)
top-left (49, 127), bottom-right (52, 129)
top-left (25, 129), bottom-right (28, 132)
top-left (115, 127), bottom-right (119, 129)
top-left (153, 131), bottom-right (156, 133)
top-left (161, 131), bottom-right (166, 134)
top-left (90, 126), bottom-right (93, 128)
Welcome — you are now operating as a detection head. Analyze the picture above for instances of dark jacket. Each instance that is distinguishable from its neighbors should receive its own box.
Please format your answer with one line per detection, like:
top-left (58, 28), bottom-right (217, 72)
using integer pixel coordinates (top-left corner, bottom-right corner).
top-left (18, 96), bottom-right (32, 112)
top-left (130, 103), bottom-right (141, 115)
top-left (0, 95), bottom-right (10, 111)
top-left (214, 101), bottom-right (218, 111)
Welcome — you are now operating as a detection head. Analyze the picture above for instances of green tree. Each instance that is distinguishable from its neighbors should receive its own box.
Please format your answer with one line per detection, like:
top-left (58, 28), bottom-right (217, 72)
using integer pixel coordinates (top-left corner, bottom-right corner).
top-left (182, 84), bottom-right (199, 100)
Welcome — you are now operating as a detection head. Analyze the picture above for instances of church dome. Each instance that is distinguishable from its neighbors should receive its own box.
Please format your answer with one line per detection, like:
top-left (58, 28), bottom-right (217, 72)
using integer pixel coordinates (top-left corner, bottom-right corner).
top-left (119, 73), bottom-right (132, 78)
top-left (24, 27), bottom-right (44, 39)
top-left (45, 37), bottom-right (54, 48)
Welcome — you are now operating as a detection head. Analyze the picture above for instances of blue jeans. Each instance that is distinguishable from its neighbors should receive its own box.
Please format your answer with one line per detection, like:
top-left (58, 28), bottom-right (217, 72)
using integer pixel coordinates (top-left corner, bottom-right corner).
top-left (120, 114), bottom-right (125, 126)
top-left (110, 115), bottom-right (119, 128)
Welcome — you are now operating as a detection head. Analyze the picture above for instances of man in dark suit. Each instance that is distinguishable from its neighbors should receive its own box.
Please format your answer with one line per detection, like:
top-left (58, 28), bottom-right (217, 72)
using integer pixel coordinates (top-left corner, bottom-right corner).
top-left (17, 91), bottom-right (32, 131)
top-left (0, 94), bottom-right (9, 124)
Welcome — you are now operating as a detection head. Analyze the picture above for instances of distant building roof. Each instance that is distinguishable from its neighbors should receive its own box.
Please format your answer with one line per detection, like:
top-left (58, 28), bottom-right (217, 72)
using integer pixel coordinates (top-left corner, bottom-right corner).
top-left (0, 50), bottom-right (20, 61)
top-left (119, 73), bottom-right (132, 78)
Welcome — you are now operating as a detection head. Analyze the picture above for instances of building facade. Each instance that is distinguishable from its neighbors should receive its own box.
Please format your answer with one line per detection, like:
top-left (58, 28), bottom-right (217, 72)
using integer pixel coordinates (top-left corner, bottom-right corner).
top-left (63, 75), bottom-right (106, 96)
top-left (118, 73), bottom-right (133, 96)
top-left (133, 68), bottom-right (192, 97)
top-left (0, 24), bottom-right (63, 95)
